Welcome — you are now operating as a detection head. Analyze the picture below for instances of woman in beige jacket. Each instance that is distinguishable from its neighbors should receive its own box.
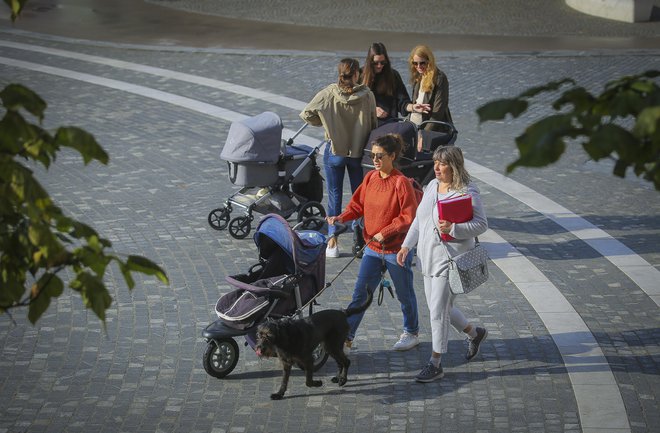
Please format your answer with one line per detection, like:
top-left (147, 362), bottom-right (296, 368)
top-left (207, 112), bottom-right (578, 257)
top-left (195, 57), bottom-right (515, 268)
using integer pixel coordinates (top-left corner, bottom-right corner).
top-left (300, 58), bottom-right (377, 257)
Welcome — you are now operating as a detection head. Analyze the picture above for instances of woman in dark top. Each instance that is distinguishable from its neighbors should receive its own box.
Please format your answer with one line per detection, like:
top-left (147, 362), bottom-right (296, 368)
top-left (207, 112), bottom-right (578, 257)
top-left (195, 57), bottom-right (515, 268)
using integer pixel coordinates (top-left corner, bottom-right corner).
top-left (361, 42), bottom-right (412, 126)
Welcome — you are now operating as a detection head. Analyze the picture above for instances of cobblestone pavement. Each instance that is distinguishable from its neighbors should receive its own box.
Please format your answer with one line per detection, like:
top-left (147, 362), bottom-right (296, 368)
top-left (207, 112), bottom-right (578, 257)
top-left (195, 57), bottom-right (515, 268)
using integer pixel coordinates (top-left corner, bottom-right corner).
top-left (1, 1), bottom-right (659, 433)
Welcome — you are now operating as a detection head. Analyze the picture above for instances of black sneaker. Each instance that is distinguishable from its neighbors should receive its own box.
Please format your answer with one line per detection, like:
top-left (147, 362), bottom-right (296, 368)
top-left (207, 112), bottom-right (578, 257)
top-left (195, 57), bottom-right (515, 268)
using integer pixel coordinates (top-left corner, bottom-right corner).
top-left (466, 327), bottom-right (488, 361)
top-left (415, 362), bottom-right (444, 383)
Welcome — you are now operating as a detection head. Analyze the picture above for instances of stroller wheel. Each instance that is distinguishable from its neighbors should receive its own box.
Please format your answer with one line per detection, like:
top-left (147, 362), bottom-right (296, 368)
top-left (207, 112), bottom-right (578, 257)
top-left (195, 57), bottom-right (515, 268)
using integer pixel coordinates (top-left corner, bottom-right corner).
top-left (203, 338), bottom-right (239, 378)
top-left (297, 201), bottom-right (326, 230)
top-left (208, 207), bottom-right (230, 231)
top-left (296, 343), bottom-right (329, 372)
top-left (228, 216), bottom-right (251, 239)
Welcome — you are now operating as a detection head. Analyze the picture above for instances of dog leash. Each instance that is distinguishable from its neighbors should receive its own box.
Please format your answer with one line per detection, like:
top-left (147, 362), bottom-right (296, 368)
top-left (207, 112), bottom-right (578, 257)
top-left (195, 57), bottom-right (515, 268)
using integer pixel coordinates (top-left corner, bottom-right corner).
top-left (324, 238), bottom-right (372, 289)
top-left (308, 238), bottom-right (395, 315)
top-left (299, 233), bottom-right (363, 316)
top-left (325, 236), bottom-right (393, 307)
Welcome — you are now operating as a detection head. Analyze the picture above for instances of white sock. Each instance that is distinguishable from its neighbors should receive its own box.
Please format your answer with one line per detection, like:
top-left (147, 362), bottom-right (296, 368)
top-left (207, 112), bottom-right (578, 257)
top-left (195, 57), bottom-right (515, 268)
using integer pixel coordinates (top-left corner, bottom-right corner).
top-left (466, 326), bottom-right (477, 339)
top-left (430, 356), bottom-right (441, 368)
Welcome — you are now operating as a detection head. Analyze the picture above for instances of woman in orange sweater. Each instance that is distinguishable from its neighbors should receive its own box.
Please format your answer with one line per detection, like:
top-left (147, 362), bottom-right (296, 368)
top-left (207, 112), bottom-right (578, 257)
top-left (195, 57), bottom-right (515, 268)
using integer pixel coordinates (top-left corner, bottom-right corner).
top-left (327, 134), bottom-right (420, 352)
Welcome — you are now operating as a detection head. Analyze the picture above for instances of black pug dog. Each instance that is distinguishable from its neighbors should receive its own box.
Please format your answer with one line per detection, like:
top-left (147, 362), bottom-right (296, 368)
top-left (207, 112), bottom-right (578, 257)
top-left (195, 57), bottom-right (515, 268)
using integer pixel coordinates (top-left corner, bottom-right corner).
top-left (255, 290), bottom-right (373, 400)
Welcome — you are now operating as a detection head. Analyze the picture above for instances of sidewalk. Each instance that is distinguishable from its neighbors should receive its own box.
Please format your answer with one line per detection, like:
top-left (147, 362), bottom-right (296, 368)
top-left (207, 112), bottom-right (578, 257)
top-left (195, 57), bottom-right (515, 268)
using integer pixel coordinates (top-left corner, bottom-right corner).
top-left (0, 2), bottom-right (658, 433)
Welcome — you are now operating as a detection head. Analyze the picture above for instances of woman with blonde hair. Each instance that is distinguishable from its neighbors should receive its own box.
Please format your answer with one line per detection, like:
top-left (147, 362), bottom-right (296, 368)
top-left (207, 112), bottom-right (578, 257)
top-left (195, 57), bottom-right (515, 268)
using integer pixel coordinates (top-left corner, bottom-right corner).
top-left (397, 146), bottom-right (488, 382)
top-left (301, 58), bottom-right (378, 257)
top-left (405, 45), bottom-right (453, 134)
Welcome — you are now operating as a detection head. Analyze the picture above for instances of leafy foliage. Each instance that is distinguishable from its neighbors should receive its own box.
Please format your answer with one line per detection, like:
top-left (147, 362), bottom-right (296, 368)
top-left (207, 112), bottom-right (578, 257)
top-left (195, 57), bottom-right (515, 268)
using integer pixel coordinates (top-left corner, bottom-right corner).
top-left (3, 0), bottom-right (28, 22)
top-left (0, 84), bottom-right (169, 324)
top-left (477, 71), bottom-right (660, 189)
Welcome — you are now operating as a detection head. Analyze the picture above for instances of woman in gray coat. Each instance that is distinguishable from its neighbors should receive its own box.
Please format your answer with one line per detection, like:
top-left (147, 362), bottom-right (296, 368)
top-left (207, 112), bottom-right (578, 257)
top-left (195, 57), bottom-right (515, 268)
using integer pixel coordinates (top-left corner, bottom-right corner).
top-left (397, 146), bottom-right (488, 383)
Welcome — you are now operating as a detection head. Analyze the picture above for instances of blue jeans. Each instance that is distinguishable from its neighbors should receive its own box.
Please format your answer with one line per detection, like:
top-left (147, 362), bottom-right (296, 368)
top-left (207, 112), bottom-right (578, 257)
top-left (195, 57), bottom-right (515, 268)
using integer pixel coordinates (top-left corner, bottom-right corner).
top-left (346, 246), bottom-right (419, 341)
top-left (324, 143), bottom-right (363, 236)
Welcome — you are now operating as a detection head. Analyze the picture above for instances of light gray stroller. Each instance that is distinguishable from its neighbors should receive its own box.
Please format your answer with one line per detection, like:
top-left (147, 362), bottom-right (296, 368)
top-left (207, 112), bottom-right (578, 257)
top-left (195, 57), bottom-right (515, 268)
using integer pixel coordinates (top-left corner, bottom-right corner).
top-left (208, 112), bottom-right (326, 239)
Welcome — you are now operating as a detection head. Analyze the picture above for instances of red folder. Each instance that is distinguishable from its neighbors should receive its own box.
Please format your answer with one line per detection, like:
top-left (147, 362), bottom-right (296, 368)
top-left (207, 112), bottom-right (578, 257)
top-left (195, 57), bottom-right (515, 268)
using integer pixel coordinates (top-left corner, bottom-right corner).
top-left (437, 194), bottom-right (473, 241)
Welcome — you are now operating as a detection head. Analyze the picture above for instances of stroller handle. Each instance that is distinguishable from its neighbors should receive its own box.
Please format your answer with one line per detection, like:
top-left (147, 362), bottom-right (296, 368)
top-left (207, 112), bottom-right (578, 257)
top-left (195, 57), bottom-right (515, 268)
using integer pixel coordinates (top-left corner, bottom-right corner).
top-left (283, 123), bottom-right (309, 146)
top-left (293, 216), bottom-right (348, 237)
top-left (418, 120), bottom-right (457, 136)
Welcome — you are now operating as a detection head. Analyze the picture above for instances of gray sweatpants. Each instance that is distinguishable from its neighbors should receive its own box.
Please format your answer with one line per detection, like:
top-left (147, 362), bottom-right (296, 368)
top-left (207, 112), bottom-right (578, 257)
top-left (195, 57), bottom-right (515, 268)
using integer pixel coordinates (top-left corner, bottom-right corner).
top-left (423, 275), bottom-right (470, 354)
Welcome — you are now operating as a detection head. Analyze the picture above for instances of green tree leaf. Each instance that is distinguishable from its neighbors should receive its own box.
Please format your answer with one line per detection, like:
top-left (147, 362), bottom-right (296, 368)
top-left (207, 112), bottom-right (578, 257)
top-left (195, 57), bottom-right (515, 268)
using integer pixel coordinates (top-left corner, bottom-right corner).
top-left (584, 124), bottom-right (637, 161)
top-left (126, 255), bottom-right (169, 285)
top-left (118, 261), bottom-right (136, 290)
top-left (476, 98), bottom-right (528, 123)
top-left (634, 106), bottom-right (660, 137)
top-left (27, 273), bottom-right (64, 324)
top-left (552, 87), bottom-right (595, 113)
top-left (519, 78), bottom-right (575, 98)
top-left (3, 0), bottom-right (29, 22)
top-left (0, 83), bottom-right (46, 119)
top-left (507, 114), bottom-right (575, 173)
top-left (71, 272), bottom-right (112, 321)
top-left (603, 90), bottom-right (645, 117)
top-left (54, 127), bottom-right (109, 165)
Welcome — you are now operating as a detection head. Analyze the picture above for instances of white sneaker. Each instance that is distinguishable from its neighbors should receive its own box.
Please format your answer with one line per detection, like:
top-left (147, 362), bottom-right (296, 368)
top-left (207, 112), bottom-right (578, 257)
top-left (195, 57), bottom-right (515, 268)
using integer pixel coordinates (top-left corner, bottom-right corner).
top-left (393, 332), bottom-right (419, 351)
top-left (326, 244), bottom-right (339, 258)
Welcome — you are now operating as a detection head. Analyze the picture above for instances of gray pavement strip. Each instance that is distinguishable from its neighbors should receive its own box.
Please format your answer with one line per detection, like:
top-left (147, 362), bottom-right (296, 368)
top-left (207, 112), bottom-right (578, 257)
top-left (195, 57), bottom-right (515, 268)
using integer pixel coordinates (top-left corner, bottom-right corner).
top-left (145, 0), bottom-right (660, 38)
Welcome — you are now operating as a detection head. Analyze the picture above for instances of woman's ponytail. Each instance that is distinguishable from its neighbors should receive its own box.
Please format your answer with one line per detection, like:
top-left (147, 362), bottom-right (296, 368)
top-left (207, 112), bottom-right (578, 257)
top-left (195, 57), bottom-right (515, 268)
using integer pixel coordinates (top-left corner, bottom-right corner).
top-left (337, 58), bottom-right (360, 94)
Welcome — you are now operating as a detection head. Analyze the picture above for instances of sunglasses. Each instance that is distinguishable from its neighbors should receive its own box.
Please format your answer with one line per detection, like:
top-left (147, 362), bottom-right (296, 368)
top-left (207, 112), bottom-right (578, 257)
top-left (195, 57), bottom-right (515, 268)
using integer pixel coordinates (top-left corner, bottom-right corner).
top-left (412, 61), bottom-right (428, 67)
top-left (372, 60), bottom-right (387, 66)
top-left (371, 152), bottom-right (388, 161)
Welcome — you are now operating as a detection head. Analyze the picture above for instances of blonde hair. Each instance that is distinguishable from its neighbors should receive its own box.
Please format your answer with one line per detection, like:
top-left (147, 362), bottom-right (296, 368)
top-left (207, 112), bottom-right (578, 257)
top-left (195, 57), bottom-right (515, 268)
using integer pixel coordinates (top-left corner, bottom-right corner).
top-left (337, 58), bottom-right (360, 94)
top-left (408, 45), bottom-right (437, 93)
top-left (433, 146), bottom-right (470, 191)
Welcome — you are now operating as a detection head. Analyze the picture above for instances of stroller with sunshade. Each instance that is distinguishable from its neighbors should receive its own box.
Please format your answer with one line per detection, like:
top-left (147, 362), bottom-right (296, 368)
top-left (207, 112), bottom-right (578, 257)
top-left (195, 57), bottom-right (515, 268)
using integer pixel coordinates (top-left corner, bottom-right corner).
top-left (202, 213), bottom-right (342, 378)
top-left (208, 112), bottom-right (326, 239)
top-left (362, 118), bottom-right (457, 185)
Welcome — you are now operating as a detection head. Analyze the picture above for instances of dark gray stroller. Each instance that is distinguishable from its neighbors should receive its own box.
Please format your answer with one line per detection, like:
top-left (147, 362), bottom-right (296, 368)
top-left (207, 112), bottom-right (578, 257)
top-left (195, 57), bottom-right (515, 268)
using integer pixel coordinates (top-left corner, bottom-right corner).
top-left (362, 118), bottom-right (458, 185)
top-left (208, 112), bottom-right (326, 239)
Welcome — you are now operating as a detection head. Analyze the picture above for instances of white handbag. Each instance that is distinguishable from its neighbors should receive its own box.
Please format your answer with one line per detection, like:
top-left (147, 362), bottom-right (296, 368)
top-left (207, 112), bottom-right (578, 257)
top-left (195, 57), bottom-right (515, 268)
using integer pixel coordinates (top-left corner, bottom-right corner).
top-left (446, 238), bottom-right (489, 295)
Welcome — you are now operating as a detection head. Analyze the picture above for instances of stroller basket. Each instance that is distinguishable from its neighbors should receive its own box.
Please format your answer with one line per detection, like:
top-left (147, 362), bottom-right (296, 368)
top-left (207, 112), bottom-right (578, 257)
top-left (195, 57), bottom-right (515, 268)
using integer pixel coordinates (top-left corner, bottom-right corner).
top-left (215, 274), bottom-right (291, 329)
top-left (214, 214), bottom-right (326, 329)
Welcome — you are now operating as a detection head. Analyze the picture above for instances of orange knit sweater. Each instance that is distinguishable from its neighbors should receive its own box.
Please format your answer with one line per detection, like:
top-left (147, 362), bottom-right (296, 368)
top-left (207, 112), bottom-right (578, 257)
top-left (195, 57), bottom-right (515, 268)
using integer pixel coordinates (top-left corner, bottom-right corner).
top-left (337, 169), bottom-right (417, 254)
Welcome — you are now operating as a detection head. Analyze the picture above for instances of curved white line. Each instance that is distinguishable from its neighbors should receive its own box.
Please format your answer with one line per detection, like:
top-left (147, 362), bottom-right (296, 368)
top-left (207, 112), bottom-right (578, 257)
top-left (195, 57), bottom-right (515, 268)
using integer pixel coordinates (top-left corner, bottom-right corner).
top-left (0, 54), bottom-right (633, 433)
top-left (466, 161), bottom-right (660, 307)
top-left (0, 56), bottom-right (318, 145)
top-left (0, 40), bottom-right (306, 111)
top-left (482, 229), bottom-right (629, 433)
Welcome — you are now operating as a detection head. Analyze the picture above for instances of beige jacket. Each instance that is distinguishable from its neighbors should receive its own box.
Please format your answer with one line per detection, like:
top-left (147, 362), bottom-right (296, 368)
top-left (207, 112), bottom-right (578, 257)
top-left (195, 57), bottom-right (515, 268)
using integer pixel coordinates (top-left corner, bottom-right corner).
top-left (300, 83), bottom-right (377, 157)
